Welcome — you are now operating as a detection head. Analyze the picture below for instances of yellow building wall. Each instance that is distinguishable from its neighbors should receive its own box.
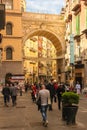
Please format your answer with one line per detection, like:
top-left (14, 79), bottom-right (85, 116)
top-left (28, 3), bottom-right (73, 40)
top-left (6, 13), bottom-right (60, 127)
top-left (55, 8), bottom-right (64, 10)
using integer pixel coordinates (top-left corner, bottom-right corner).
top-left (0, 0), bottom-right (24, 79)
top-left (1, 12), bottom-right (23, 60)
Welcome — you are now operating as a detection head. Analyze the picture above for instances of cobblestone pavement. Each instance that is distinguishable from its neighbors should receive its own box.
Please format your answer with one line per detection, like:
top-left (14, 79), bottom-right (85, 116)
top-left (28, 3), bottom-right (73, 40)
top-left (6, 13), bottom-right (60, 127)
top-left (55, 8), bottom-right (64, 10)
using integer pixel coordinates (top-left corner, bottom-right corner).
top-left (0, 92), bottom-right (86, 130)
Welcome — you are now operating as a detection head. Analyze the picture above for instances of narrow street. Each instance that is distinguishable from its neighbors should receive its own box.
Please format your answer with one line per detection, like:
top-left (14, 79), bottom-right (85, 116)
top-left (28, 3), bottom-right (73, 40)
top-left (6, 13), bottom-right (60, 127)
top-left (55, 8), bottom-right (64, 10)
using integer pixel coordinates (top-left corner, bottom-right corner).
top-left (0, 91), bottom-right (87, 130)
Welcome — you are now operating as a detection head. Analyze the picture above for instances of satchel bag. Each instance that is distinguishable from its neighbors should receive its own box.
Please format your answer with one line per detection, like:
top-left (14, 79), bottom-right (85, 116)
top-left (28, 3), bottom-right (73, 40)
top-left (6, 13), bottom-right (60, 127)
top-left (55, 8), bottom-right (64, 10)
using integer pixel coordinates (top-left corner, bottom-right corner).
top-left (36, 97), bottom-right (41, 111)
top-left (36, 97), bottom-right (41, 106)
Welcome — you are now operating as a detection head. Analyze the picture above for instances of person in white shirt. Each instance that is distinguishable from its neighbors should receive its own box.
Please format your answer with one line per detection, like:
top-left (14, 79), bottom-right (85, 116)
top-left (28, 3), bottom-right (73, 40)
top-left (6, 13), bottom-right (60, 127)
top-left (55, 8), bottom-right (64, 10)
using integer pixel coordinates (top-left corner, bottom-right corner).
top-left (75, 81), bottom-right (81, 95)
top-left (38, 84), bottom-right (51, 127)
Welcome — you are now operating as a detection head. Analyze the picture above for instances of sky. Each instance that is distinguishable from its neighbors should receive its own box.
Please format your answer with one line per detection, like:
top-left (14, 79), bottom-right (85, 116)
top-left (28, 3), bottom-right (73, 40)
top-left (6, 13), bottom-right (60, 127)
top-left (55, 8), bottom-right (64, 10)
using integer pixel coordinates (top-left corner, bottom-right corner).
top-left (26, 0), bottom-right (65, 14)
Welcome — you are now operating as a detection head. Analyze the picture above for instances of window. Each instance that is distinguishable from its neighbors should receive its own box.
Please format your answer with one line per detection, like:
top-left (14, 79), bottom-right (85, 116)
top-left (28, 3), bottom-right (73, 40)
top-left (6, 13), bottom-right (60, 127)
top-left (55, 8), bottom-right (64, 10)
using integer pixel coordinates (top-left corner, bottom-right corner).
top-left (6, 47), bottom-right (12, 60)
top-left (3, 0), bottom-right (13, 10)
top-left (21, 7), bottom-right (24, 12)
top-left (6, 23), bottom-right (12, 35)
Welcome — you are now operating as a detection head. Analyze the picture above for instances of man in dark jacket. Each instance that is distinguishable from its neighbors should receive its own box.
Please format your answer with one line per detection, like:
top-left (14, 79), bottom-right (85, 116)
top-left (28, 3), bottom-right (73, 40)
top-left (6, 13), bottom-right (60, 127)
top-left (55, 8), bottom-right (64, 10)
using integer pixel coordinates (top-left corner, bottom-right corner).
top-left (10, 84), bottom-right (18, 106)
top-left (46, 79), bottom-right (55, 110)
top-left (56, 84), bottom-right (65, 110)
top-left (2, 83), bottom-right (10, 107)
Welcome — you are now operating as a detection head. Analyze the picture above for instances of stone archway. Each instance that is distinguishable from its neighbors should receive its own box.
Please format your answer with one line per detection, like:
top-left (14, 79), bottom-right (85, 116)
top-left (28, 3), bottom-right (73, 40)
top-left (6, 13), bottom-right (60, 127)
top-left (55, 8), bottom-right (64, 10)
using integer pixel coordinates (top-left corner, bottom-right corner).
top-left (22, 12), bottom-right (66, 82)
top-left (22, 12), bottom-right (65, 55)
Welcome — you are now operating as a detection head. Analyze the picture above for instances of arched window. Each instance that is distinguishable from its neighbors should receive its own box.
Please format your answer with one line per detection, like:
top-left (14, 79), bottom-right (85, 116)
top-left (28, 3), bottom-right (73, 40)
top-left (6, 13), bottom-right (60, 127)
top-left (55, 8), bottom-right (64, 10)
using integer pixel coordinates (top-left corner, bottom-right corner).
top-left (21, 7), bottom-right (24, 12)
top-left (6, 47), bottom-right (13, 60)
top-left (6, 23), bottom-right (12, 35)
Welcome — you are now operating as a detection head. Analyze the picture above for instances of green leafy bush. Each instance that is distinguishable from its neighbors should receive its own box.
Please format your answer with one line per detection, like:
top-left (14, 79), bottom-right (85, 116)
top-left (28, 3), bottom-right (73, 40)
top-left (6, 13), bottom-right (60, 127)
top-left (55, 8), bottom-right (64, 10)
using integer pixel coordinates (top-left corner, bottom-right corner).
top-left (62, 92), bottom-right (79, 106)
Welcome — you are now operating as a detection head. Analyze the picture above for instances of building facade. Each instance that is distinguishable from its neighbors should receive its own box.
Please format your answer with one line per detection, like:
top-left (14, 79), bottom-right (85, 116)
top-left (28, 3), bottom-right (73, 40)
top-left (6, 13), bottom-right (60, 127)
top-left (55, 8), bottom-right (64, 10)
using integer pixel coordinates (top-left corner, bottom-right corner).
top-left (65, 0), bottom-right (87, 87)
top-left (0, 0), bottom-right (26, 83)
top-left (0, 0), bottom-right (65, 84)
top-left (23, 36), bottom-right (57, 84)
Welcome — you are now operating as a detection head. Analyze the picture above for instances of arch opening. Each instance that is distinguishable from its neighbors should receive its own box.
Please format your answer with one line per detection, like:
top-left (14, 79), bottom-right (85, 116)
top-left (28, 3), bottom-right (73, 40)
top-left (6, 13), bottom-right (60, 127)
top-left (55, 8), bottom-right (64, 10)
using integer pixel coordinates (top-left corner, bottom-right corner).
top-left (23, 29), bottom-right (65, 84)
top-left (23, 29), bottom-right (65, 56)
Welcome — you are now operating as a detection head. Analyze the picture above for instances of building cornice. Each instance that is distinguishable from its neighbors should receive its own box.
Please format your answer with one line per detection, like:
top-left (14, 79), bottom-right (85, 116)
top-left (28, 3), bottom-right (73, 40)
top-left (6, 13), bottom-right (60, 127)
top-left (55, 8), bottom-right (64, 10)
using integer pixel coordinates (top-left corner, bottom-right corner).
top-left (3, 35), bottom-right (23, 39)
top-left (6, 10), bottom-right (22, 17)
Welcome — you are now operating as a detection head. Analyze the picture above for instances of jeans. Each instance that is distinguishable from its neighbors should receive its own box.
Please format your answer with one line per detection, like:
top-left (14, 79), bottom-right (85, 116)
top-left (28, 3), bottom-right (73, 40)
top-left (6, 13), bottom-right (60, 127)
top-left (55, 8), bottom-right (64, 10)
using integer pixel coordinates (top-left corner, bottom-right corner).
top-left (57, 96), bottom-right (61, 110)
top-left (11, 96), bottom-right (17, 106)
top-left (40, 105), bottom-right (48, 121)
top-left (4, 95), bottom-right (10, 104)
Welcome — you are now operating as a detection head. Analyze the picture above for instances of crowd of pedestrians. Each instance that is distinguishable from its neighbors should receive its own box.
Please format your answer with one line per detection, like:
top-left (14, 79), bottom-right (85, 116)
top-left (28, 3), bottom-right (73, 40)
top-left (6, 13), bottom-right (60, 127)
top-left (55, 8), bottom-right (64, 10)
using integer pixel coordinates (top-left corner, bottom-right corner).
top-left (0, 78), bottom-right (82, 127)
top-left (29, 80), bottom-right (64, 127)
top-left (29, 78), bottom-right (82, 127)
top-left (2, 83), bottom-right (18, 107)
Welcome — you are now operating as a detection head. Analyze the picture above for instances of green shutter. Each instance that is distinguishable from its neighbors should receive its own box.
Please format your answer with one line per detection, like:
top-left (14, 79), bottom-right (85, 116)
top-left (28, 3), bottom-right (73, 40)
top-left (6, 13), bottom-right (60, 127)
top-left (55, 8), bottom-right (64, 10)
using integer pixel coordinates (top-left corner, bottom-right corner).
top-left (76, 15), bottom-right (80, 35)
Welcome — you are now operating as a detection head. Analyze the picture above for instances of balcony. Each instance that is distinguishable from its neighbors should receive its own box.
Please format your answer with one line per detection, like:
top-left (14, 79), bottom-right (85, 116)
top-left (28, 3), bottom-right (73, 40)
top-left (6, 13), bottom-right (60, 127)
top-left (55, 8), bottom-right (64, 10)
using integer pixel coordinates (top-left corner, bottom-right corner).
top-left (82, 29), bottom-right (87, 38)
top-left (38, 62), bottom-right (44, 68)
top-left (66, 0), bottom-right (69, 8)
top-left (30, 61), bottom-right (36, 64)
top-left (29, 47), bottom-right (36, 52)
top-left (84, 0), bottom-right (87, 6)
top-left (72, 0), bottom-right (80, 11)
top-left (65, 13), bottom-right (72, 23)
top-left (74, 35), bottom-right (81, 42)
top-left (75, 63), bottom-right (84, 69)
top-left (30, 37), bottom-right (37, 42)
top-left (72, 0), bottom-right (81, 15)
top-left (68, 13), bottom-right (72, 21)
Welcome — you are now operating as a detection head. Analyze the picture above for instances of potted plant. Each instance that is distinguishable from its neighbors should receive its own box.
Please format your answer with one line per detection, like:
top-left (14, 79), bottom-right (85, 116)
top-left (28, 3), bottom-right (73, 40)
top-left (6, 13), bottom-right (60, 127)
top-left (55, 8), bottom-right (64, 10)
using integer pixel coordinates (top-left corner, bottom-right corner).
top-left (62, 91), bottom-right (79, 125)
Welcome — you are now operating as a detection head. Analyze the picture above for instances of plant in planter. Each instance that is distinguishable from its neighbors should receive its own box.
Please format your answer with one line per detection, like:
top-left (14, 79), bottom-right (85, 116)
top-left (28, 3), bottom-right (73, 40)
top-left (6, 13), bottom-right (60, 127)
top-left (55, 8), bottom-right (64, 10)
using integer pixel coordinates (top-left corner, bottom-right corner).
top-left (62, 91), bottom-right (79, 125)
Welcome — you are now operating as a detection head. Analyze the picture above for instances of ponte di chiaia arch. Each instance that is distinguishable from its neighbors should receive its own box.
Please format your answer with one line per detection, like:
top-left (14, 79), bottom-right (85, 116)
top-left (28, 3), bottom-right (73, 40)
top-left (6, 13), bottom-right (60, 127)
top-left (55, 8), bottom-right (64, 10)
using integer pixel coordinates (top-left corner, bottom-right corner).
top-left (22, 12), bottom-right (66, 82)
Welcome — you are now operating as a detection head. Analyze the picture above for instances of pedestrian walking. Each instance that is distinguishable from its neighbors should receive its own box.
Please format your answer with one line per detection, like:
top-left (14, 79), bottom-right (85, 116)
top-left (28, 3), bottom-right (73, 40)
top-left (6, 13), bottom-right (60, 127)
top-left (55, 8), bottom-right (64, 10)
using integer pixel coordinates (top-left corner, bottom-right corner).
top-left (2, 83), bottom-right (10, 107)
top-left (37, 84), bottom-right (51, 127)
top-left (25, 83), bottom-right (28, 93)
top-left (19, 85), bottom-right (22, 96)
top-left (56, 84), bottom-right (65, 110)
top-left (46, 79), bottom-right (55, 111)
top-left (10, 83), bottom-right (18, 106)
top-left (75, 81), bottom-right (81, 95)
top-left (31, 84), bottom-right (37, 102)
